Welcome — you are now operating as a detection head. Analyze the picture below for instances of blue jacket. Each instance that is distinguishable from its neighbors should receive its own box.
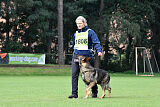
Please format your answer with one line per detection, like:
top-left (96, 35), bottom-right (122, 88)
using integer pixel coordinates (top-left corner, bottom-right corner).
top-left (73, 26), bottom-right (102, 58)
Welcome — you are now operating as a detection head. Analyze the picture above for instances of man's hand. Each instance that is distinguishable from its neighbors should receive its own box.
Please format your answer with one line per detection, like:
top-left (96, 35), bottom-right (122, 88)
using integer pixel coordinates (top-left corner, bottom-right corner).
top-left (98, 52), bottom-right (103, 56)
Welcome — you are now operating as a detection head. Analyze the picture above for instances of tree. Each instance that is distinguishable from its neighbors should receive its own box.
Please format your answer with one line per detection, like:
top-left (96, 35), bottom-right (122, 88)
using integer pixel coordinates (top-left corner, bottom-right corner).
top-left (58, 0), bottom-right (64, 65)
top-left (110, 9), bottom-right (141, 64)
top-left (107, 0), bottom-right (157, 71)
top-left (0, 0), bottom-right (24, 52)
top-left (150, 0), bottom-right (160, 67)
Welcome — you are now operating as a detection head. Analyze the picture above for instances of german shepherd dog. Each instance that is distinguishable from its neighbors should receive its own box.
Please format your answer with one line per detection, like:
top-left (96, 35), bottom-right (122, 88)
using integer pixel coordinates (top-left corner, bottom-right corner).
top-left (77, 55), bottom-right (111, 99)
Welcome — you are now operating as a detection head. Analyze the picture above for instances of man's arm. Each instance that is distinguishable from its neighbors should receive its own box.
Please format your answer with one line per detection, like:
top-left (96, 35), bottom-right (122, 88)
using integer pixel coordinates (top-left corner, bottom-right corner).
top-left (89, 30), bottom-right (102, 56)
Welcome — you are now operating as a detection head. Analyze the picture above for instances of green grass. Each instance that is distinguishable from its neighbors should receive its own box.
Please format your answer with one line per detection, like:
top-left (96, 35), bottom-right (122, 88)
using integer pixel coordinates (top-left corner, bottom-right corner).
top-left (0, 75), bottom-right (160, 107)
top-left (0, 67), bottom-right (72, 76)
top-left (0, 67), bottom-right (160, 107)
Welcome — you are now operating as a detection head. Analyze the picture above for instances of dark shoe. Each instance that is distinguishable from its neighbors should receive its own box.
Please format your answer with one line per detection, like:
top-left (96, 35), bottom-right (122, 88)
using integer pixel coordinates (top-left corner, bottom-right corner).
top-left (92, 94), bottom-right (97, 98)
top-left (68, 94), bottom-right (78, 99)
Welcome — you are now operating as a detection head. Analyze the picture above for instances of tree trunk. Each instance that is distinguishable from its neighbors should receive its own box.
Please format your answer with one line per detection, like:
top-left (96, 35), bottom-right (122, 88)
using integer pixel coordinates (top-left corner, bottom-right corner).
top-left (47, 36), bottom-right (51, 63)
top-left (119, 52), bottom-right (122, 67)
top-left (118, 48), bottom-right (122, 67)
top-left (58, 0), bottom-right (64, 65)
top-left (99, 0), bottom-right (104, 15)
top-left (104, 37), bottom-right (109, 70)
top-left (6, 1), bottom-right (10, 43)
top-left (126, 36), bottom-right (132, 66)
top-left (94, 0), bottom-right (104, 68)
top-left (132, 46), bottom-right (136, 71)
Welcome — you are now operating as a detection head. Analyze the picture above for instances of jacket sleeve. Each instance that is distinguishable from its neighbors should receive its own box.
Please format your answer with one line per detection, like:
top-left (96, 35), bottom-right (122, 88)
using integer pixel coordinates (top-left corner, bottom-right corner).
top-left (72, 33), bottom-right (76, 49)
top-left (89, 30), bottom-right (102, 53)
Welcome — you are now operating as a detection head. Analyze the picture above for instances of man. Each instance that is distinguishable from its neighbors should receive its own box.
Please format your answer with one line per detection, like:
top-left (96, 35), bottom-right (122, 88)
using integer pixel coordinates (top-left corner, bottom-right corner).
top-left (68, 16), bottom-right (102, 99)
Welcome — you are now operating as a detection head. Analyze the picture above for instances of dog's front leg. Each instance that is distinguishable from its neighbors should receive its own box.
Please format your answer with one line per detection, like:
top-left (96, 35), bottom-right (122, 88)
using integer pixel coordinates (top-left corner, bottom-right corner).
top-left (85, 82), bottom-right (95, 98)
top-left (85, 85), bottom-right (92, 98)
top-left (85, 85), bottom-right (91, 98)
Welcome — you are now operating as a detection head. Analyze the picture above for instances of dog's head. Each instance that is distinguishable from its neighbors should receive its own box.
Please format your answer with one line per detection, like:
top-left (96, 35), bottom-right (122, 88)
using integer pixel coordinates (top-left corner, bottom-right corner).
top-left (76, 55), bottom-right (91, 66)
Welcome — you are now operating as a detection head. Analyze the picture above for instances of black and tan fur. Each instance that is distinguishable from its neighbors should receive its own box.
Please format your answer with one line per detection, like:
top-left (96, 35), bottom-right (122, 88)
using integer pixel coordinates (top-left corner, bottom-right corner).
top-left (78, 55), bottom-right (111, 99)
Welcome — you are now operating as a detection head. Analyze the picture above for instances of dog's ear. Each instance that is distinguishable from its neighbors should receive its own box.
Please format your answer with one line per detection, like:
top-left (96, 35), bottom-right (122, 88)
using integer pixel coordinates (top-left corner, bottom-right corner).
top-left (81, 56), bottom-right (87, 61)
top-left (82, 57), bottom-right (91, 62)
top-left (86, 57), bottom-right (91, 62)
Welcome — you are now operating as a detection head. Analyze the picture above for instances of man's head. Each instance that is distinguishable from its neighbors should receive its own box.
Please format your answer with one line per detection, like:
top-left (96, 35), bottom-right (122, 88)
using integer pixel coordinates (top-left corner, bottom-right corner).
top-left (75, 16), bottom-right (87, 29)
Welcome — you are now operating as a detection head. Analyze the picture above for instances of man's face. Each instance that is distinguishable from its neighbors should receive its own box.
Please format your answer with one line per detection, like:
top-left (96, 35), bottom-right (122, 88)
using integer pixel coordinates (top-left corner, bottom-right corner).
top-left (76, 19), bottom-right (85, 29)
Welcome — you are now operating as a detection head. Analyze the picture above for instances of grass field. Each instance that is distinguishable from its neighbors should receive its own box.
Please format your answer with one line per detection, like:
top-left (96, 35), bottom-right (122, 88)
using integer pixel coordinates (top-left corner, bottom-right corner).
top-left (0, 67), bottom-right (160, 107)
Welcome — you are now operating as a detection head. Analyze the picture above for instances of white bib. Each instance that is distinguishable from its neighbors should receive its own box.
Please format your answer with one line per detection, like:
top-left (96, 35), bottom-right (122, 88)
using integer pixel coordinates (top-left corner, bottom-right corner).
top-left (74, 29), bottom-right (90, 50)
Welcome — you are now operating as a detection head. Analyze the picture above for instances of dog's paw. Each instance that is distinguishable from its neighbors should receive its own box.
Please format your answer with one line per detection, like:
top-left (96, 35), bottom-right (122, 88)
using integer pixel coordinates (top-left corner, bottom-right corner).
top-left (99, 96), bottom-right (103, 99)
top-left (84, 96), bottom-right (88, 99)
top-left (88, 92), bottom-right (92, 96)
top-left (99, 94), bottom-right (105, 99)
top-left (106, 96), bottom-right (110, 98)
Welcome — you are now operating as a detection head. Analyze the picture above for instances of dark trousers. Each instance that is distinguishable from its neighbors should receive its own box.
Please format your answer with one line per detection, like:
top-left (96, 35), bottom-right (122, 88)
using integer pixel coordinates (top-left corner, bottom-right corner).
top-left (71, 58), bottom-right (98, 95)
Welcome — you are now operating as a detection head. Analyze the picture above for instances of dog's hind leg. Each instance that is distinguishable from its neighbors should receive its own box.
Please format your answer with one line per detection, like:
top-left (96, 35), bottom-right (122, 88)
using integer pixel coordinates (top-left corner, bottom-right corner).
top-left (100, 85), bottom-right (106, 99)
top-left (85, 82), bottom-right (95, 98)
top-left (106, 84), bottom-right (111, 98)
